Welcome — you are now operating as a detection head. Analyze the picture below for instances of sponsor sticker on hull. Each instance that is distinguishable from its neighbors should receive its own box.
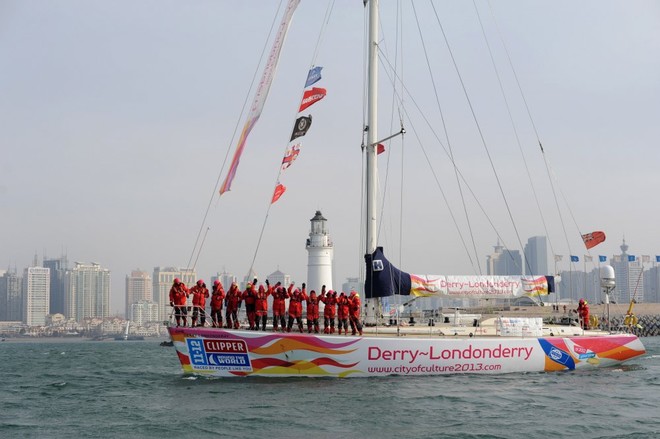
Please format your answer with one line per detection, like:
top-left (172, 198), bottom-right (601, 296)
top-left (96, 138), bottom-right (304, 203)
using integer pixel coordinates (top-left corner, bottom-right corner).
top-left (186, 338), bottom-right (253, 372)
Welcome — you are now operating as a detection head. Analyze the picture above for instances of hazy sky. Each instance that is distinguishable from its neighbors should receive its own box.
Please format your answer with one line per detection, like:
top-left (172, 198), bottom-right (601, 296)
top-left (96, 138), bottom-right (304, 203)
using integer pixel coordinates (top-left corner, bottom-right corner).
top-left (2, 1), bottom-right (659, 314)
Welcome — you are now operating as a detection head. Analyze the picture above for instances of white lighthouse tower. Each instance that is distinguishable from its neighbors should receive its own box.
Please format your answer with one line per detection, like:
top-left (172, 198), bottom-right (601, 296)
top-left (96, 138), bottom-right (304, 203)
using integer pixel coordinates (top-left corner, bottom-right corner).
top-left (306, 210), bottom-right (334, 294)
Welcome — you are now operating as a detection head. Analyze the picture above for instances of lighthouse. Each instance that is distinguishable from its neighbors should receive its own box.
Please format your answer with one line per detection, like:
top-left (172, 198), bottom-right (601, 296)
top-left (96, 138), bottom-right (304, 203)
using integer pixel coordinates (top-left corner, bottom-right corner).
top-left (306, 210), bottom-right (334, 294)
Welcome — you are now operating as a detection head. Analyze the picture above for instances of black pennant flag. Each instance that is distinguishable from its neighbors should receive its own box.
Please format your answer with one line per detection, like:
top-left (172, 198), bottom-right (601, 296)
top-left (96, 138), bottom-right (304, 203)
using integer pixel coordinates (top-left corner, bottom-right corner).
top-left (290, 115), bottom-right (312, 141)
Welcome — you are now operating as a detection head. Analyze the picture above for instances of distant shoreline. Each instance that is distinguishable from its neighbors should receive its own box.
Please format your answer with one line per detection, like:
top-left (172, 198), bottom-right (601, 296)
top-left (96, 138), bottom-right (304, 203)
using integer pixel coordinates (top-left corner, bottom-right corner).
top-left (0, 336), bottom-right (168, 343)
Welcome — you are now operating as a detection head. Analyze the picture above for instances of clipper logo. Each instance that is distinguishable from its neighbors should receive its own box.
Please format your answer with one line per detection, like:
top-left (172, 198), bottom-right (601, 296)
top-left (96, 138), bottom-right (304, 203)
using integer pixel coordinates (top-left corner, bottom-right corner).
top-left (187, 338), bottom-right (252, 372)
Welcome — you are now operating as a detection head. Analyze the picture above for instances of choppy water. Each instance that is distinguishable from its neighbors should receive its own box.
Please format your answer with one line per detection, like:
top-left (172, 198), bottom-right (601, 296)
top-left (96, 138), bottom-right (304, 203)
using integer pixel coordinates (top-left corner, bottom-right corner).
top-left (1, 337), bottom-right (658, 439)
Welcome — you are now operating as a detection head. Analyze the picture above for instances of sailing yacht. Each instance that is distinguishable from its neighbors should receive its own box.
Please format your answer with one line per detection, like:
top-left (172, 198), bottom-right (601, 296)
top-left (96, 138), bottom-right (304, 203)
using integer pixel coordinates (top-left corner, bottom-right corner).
top-left (167, 0), bottom-right (645, 377)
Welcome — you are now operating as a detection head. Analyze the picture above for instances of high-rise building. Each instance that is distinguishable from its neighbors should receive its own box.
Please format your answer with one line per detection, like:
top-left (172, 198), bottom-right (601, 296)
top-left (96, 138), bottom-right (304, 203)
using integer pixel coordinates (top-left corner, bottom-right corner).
top-left (0, 269), bottom-right (5, 321)
top-left (130, 300), bottom-right (159, 326)
top-left (43, 254), bottom-right (68, 315)
top-left (524, 236), bottom-right (548, 276)
top-left (0, 269), bottom-right (23, 321)
top-left (23, 266), bottom-right (50, 326)
top-left (152, 267), bottom-right (196, 322)
top-left (611, 239), bottom-right (644, 303)
top-left (486, 241), bottom-right (522, 275)
top-left (125, 270), bottom-right (152, 318)
top-left (306, 210), bottom-right (334, 293)
top-left (644, 265), bottom-right (660, 303)
top-left (66, 262), bottom-right (111, 322)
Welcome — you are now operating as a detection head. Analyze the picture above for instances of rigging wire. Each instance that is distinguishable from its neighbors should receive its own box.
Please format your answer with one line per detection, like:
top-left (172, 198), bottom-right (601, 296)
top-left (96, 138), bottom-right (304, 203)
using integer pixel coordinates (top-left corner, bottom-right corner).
top-left (485, 0), bottom-right (580, 267)
top-left (184, 0), bottom-right (285, 273)
top-left (411, 1), bottom-right (482, 275)
top-left (473, 0), bottom-right (543, 276)
top-left (247, 0), bottom-right (336, 279)
top-left (376, 49), bottom-right (521, 273)
top-left (429, 1), bottom-right (528, 275)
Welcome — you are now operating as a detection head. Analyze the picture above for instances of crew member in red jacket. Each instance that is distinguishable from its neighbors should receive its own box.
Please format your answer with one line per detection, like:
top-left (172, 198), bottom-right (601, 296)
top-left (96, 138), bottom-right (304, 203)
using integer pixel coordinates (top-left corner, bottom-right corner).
top-left (271, 282), bottom-right (286, 332)
top-left (287, 283), bottom-right (305, 333)
top-left (303, 289), bottom-right (320, 333)
top-left (189, 279), bottom-right (209, 327)
top-left (210, 280), bottom-right (225, 328)
top-left (348, 290), bottom-right (363, 336)
top-left (336, 292), bottom-right (350, 335)
top-left (225, 283), bottom-right (241, 329)
top-left (255, 282), bottom-right (270, 331)
top-left (242, 280), bottom-right (258, 330)
top-left (577, 298), bottom-right (590, 330)
top-left (169, 278), bottom-right (189, 327)
top-left (320, 288), bottom-right (337, 334)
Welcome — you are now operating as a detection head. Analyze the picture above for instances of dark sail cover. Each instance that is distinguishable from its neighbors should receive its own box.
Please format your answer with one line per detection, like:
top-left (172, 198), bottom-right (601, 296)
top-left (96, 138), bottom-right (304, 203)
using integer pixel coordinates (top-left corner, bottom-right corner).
top-left (364, 247), bottom-right (412, 298)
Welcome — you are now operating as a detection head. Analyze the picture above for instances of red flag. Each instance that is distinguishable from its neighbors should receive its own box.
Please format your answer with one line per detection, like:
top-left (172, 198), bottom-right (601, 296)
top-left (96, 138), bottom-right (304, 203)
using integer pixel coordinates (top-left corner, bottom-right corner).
top-left (582, 231), bottom-right (606, 250)
top-left (298, 87), bottom-right (326, 112)
top-left (271, 183), bottom-right (286, 204)
top-left (377, 143), bottom-right (385, 155)
top-left (281, 144), bottom-right (301, 170)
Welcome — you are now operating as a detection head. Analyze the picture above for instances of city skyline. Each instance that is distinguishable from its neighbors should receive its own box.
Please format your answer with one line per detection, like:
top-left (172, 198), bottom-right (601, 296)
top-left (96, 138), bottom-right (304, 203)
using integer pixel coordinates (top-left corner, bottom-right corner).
top-left (3, 233), bottom-right (660, 318)
top-left (2, 2), bottom-right (659, 315)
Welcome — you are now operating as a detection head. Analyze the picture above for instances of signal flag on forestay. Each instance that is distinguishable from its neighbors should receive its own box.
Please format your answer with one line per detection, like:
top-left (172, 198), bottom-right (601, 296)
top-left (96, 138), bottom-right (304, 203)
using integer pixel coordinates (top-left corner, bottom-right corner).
top-left (305, 66), bottom-right (322, 87)
top-left (298, 87), bottom-right (326, 112)
top-left (271, 183), bottom-right (286, 204)
top-left (272, 66), bottom-right (327, 204)
top-left (290, 115), bottom-right (312, 141)
top-left (581, 231), bottom-right (606, 250)
top-left (281, 144), bottom-right (301, 170)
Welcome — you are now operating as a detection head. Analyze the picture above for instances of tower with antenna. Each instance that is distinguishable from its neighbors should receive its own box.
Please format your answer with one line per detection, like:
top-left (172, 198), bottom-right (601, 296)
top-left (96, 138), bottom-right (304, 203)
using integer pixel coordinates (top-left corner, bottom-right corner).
top-left (305, 210), bottom-right (333, 294)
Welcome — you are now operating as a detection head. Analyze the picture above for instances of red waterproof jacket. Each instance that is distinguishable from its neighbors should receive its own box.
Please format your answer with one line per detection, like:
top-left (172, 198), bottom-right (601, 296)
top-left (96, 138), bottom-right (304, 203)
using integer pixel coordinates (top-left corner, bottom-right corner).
top-left (210, 286), bottom-right (225, 311)
top-left (256, 285), bottom-right (269, 315)
top-left (287, 285), bottom-right (304, 318)
top-left (348, 294), bottom-right (361, 319)
top-left (190, 285), bottom-right (209, 308)
top-left (242, 285), bottom-right (257, 306)
top-left (304, 291), bottom-right (320, 319)
top-left (225, 285), bottom-right (241, 312)
top-left (337, 294), bottom-right (350, 320)
top-left (169, 283), bottom-right (189, 306)
top-left (320, 292), bottom-right (337, 319)
top-left (272, 286), bottom-right (287, 315)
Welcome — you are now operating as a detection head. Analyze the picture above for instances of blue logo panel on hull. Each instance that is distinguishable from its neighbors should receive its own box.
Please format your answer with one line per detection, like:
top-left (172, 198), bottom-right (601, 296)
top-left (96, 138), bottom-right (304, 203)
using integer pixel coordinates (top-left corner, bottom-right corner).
top-left (538, 339), bottom-right (576, 370)
top-left (186, 338), bottom-right (253, 372)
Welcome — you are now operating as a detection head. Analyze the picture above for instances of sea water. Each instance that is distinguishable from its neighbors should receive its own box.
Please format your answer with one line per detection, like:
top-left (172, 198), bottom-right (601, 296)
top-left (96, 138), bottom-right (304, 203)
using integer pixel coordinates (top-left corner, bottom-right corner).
top-left (1, 337), bottom-right (658, 439)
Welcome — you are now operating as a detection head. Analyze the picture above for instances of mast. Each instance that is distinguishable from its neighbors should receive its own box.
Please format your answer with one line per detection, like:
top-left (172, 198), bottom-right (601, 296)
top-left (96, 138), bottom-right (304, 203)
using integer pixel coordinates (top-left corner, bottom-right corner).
top-left (364, 0), bottom-right (379, 324)
top-left (366, 0), bottom-right (378, 256)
